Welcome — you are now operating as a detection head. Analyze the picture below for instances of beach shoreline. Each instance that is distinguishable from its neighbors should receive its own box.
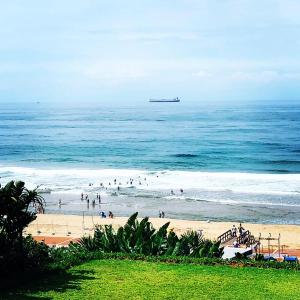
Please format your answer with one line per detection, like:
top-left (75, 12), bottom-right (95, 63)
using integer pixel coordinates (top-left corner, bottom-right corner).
top-left (25, 213), bottom-right (300, 249)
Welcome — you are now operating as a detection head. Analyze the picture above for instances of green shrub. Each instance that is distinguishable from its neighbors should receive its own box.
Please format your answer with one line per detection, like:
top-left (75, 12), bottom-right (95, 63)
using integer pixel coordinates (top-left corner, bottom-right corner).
top-left (77, 213), bottom-right (223, 259)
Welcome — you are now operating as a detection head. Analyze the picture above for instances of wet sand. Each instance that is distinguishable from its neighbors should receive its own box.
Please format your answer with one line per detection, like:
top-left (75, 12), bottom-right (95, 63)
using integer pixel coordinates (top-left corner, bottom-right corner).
top-left (25, 213), bottom-right (300, 249)
top-left (43, 191), bottom-right (300, 225)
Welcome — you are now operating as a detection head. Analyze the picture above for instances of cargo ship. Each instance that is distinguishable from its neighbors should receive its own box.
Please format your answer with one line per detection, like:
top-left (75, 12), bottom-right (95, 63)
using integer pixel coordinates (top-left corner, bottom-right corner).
top-left (149, 97), bottom-right (180, 103)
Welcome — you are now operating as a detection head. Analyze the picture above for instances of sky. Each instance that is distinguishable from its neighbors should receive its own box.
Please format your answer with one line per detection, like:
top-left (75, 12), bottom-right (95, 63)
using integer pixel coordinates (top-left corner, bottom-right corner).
top-left (1, 0), bottom-right (300, 105)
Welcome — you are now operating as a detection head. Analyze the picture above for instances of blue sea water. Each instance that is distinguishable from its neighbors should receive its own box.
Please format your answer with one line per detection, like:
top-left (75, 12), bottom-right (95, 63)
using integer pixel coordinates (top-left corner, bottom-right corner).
top-left (0, 102), bottom-right (300, 173)
top-left (1, 102), bottom-right (300, 223)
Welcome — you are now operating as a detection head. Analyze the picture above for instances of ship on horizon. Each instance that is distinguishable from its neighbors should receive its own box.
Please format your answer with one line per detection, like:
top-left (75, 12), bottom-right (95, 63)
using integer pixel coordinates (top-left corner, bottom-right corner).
top-left (149, 97), bottom-right (180, 103)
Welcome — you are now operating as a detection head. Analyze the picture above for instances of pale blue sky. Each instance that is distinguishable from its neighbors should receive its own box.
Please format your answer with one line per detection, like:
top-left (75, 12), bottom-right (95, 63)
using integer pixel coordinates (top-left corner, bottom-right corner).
top-left (1, 0), bottom-right (300, 104)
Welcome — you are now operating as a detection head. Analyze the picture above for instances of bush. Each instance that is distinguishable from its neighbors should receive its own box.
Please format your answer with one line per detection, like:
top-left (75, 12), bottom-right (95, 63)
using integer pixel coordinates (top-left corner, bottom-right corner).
top-left (77, 213), bottom-right (224, 258)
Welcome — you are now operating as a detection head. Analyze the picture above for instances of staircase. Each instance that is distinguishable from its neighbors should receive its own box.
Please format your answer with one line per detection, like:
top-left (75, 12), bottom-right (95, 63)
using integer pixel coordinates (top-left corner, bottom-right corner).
top-left (217, 229), bottom-right (234, 244)
top-left (236, 230), bottom-right (257, 246)
top-left (218, 229), bottom-right (258, 247)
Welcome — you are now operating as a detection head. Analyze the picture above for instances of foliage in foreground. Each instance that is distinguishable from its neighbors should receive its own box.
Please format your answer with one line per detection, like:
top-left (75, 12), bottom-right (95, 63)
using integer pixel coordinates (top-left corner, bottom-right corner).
top-left (0, 181), bottom-right (45, 273)
top-left (74, 212), bottom-right (223, 258)
top-left (48, 248), bottom-right (300, 271)
top-left (3, 259), bottom-right (300, 300)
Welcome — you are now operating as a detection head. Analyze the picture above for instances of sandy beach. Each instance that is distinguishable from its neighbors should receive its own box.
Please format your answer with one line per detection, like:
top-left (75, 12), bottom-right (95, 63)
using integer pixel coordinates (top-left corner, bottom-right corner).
top-left (25, 213), bottom-right (300, 250)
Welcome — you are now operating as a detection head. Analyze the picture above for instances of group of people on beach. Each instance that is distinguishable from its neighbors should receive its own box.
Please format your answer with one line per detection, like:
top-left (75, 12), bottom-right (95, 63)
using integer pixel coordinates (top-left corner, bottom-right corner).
top-left (170, 189), bottom-right (184, 196)
top-left (75, 175), bottom-right (185, 220)
top-left (158, 210), bottom-right (166, 218)
top-left (231, 223), bottom-right (247, 248)
top-left (100, 211), bottom-right (114, 218)
top-left (97, 176), bottom-right (149, 190)
top-left (87, 175), bottom-right (185, 198)
top-left (81, 192), bottom-right (101, 206)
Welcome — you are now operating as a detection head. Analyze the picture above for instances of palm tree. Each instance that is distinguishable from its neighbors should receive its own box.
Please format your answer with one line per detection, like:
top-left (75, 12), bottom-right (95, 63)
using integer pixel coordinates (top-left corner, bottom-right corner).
top-left (0, 181), bottom-right (44, 269)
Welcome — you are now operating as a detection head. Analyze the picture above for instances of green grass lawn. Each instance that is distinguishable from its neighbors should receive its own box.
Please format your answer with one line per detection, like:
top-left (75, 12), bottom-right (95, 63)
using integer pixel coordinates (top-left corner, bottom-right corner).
top-left (2, 259), bottom-right (300, 300)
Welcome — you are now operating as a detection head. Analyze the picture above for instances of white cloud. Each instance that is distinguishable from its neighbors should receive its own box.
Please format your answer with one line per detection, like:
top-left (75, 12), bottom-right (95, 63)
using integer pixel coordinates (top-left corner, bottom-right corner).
top-left (193, 70), bottom-right (213, 78)
top-left (230, 70), bottom-right (300, 83)
top-left (117, 32), bottom-right (198, 42)
top-left (80, 61), bottom-right (148, 85)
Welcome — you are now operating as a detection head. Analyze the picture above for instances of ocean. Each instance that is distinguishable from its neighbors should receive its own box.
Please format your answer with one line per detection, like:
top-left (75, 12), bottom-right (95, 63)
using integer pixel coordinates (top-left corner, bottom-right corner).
top-left (1, 102), bottom-right (300, 224)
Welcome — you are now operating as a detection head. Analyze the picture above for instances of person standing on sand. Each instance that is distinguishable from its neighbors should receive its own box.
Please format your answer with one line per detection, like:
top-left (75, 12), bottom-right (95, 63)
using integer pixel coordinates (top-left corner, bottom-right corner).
top-left (231, 225), bottom-right (237, 237)
top-left (238, 223), bottom-right (244, 236)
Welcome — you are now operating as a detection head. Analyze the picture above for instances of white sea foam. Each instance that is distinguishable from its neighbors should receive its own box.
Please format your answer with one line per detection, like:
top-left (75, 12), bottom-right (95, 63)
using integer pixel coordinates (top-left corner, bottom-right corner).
top-left (163, 195), bottom-right (300, 207)
top-left (1, 165), bottom-right (300, 200)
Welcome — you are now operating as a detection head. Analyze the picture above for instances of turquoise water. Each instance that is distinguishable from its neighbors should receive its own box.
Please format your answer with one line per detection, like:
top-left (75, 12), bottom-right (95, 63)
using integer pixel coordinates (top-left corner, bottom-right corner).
top-left (1, 102), bottom-right (300, 223)
top-left (1, 102), bottom-right (300, 173)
